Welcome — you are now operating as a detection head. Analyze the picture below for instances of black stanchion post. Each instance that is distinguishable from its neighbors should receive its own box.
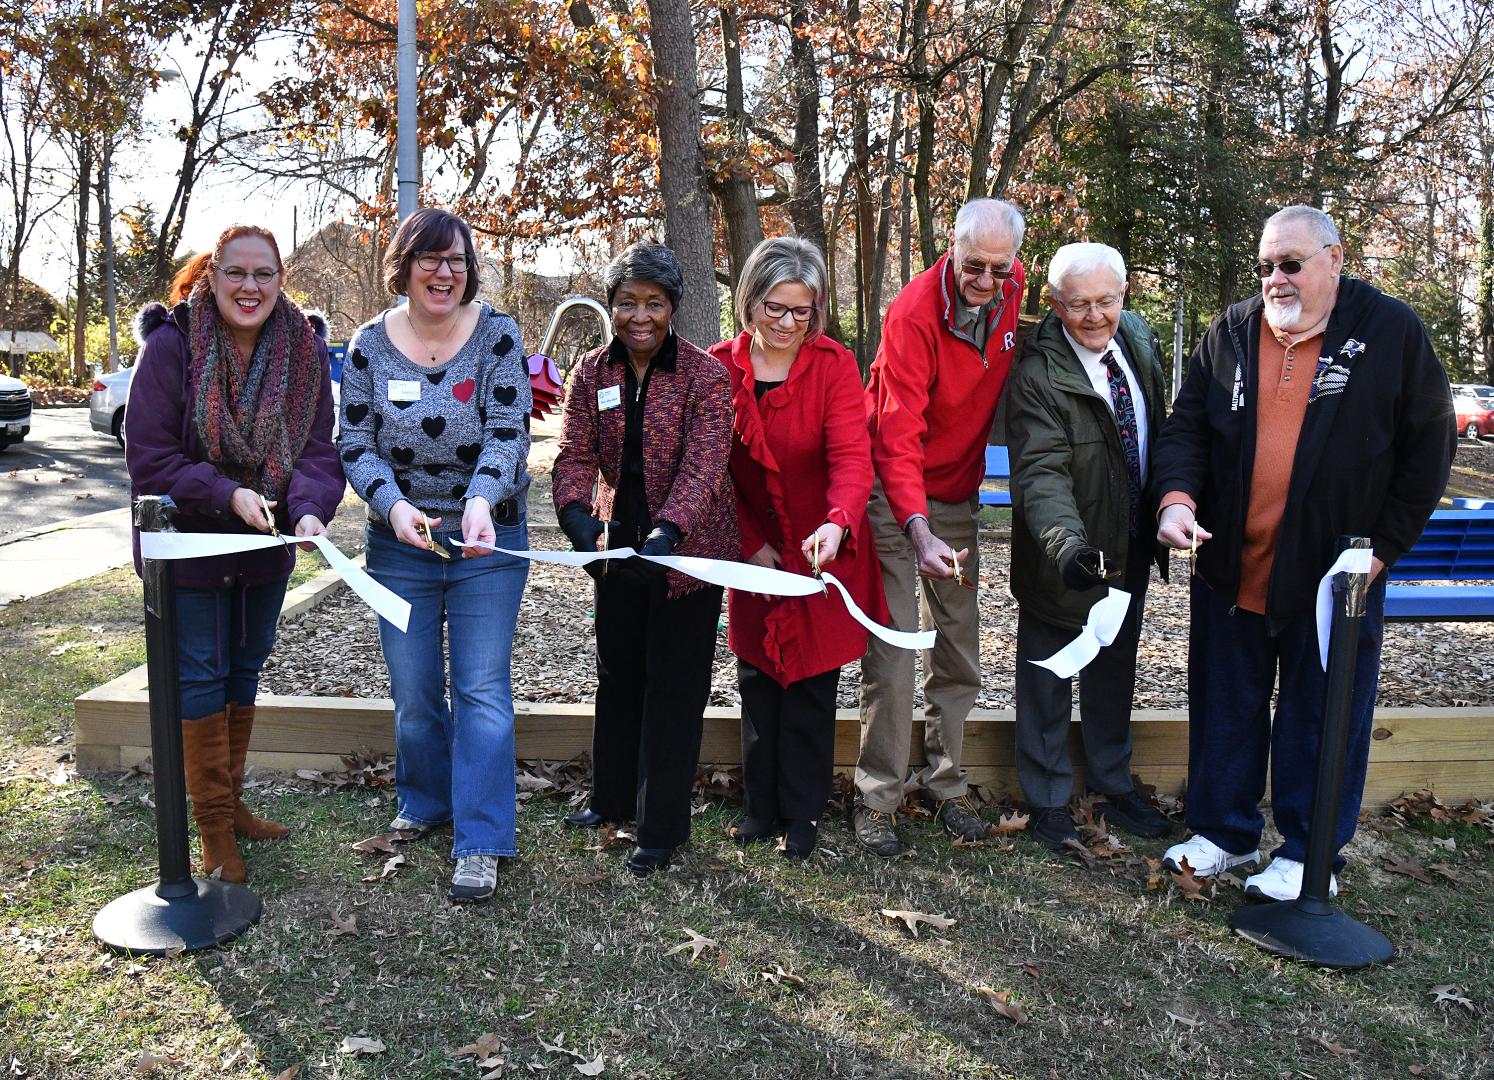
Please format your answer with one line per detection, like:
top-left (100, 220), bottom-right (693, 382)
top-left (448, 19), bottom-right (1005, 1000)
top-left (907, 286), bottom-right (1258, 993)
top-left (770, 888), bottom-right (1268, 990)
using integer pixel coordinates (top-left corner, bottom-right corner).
top-left (93, 496), bottom-right (262, 955)
top-left (1228, 536), bottom-right (1394, 969)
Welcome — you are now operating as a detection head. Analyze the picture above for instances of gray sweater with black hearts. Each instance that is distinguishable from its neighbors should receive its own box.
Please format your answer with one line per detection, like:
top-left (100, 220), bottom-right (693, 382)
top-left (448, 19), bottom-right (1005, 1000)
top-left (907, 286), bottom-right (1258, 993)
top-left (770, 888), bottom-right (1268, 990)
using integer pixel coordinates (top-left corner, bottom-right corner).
top-left (337, 304), bottom-right (531, 535)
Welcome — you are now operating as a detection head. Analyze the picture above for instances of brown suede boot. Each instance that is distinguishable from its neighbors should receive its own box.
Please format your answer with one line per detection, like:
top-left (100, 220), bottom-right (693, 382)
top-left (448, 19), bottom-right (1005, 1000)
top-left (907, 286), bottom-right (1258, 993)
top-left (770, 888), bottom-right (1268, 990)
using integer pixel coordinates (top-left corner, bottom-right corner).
top-left (181, 710), bottom-right (246, 883)
top-left (226, 703), bottom-right (290, 840)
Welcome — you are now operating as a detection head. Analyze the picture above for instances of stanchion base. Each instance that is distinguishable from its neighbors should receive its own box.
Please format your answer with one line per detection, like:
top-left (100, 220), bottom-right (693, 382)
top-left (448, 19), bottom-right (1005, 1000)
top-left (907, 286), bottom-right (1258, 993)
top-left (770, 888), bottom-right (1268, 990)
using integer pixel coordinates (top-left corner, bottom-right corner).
top-left (93, 878), bottom-right (262, 956)
top-left (1228, 900), bottom-right (1393, 969)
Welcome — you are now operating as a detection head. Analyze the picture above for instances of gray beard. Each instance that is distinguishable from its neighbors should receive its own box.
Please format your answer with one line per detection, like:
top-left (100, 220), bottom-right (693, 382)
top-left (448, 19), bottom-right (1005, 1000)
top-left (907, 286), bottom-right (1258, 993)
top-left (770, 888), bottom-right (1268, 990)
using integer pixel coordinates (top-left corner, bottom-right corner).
top-left (1264, 295), bottom-right (1301, 330)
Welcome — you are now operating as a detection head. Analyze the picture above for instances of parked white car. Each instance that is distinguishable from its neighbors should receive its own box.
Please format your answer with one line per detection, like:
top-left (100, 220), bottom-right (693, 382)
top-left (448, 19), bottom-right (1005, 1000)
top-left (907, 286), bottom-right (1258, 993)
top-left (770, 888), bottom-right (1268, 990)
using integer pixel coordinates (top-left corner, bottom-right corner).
top-left (89, 366), bottom-right (134, 448)
top-left (0, 373), bottom-right (32, 451)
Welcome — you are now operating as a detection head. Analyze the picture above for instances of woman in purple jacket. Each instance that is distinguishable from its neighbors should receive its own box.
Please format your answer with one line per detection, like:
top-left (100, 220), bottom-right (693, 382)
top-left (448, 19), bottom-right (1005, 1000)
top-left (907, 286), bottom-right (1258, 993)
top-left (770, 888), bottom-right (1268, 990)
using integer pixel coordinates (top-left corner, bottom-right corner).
top-left (126, 224), bottom-right (343, 883)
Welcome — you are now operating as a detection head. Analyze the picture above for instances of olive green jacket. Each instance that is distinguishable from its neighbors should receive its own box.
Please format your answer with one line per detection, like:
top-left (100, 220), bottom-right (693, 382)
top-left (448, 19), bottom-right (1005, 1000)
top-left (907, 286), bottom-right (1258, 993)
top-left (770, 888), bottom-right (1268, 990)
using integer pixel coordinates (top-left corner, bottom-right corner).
top-left (1007, 309), bottom-right (1169, 630)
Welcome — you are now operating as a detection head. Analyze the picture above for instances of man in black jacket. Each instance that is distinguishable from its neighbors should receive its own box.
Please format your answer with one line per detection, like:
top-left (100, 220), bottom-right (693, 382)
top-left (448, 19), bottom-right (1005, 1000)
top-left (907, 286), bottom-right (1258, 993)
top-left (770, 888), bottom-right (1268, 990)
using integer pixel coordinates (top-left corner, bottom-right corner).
top-left (1152, 205), bottom-right (1454, 901)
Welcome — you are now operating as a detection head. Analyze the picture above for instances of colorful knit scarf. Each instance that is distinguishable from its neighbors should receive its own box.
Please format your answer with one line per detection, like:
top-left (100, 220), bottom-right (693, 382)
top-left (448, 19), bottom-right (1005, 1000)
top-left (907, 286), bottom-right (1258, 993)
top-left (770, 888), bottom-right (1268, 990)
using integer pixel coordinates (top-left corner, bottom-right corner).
top-left (189, 280), bottom-right (321, 506)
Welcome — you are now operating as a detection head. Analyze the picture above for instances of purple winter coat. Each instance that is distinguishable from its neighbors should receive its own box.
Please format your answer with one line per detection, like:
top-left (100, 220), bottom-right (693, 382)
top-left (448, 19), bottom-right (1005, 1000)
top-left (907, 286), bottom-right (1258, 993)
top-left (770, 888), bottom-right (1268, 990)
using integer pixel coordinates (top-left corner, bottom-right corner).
top-left (125, 301), bottom-right (344, 590)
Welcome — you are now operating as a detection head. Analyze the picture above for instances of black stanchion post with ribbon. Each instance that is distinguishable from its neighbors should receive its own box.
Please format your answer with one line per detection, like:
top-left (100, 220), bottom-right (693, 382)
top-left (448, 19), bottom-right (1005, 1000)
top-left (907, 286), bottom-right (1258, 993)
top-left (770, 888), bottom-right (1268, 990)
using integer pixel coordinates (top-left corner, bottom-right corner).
top-left (1228, 535), bottom-right (1394, 969)
top-left (92, 495), bottom-right (262, 955)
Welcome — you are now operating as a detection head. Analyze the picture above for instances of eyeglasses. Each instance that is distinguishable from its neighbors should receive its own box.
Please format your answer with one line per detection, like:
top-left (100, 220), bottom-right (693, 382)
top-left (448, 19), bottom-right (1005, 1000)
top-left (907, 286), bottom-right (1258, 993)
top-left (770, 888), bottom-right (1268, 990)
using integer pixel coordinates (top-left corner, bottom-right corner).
top-left (959, 260), bottom-right (1015, 282)
top-left (1053, 294), bottom-right (1122, 318)
top-left (1254, 244), bottom-right (1332, 278)
top-left (761, 299), bottom-right (814, 323)
top-left (415, 253), bottom-right (472, 273)
top-left (217, 266), bottom-right (279, 285)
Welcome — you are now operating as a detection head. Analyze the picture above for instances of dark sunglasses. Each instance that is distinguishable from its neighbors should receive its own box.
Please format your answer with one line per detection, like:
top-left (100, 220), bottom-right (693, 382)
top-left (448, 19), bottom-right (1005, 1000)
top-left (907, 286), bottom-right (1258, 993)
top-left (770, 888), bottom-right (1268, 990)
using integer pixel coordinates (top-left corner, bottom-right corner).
top-left (960, 260), bottom-right (1015, 281)
top-left (1254, 244), bottom-right (1332, 278)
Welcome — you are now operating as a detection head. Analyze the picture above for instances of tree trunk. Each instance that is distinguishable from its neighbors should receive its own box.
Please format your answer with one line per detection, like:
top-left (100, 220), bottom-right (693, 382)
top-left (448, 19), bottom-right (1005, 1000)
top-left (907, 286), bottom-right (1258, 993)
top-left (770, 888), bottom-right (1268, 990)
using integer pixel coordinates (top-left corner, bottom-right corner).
top-left (965, 0), bottom-right (1042, 202)
top-left (99, 137), bottom-right (120, 372)
top-left (73, 141), bottom-right (94, 383)
top-left (785, 0), bottom-right (827, 252)
top-left (645, 0), bottom-right (719, 346)
top-left (713, 3), bottom-right (763, 314)
top-left (989, 0), bottom-right (1080, 198)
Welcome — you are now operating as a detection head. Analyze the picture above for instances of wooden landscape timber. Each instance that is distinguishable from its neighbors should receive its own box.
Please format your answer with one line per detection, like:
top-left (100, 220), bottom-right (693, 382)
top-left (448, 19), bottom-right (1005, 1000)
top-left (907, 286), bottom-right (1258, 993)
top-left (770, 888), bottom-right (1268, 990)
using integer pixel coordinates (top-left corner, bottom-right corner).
top-left (74, 666), bottom-right (1494, 806)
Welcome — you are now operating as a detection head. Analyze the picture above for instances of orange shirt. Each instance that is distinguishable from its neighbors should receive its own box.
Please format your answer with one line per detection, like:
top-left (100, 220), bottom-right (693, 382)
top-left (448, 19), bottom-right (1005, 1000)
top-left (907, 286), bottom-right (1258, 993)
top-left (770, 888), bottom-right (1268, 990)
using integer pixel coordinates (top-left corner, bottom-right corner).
top-left (1235, 322), bottom-right (1321, 613)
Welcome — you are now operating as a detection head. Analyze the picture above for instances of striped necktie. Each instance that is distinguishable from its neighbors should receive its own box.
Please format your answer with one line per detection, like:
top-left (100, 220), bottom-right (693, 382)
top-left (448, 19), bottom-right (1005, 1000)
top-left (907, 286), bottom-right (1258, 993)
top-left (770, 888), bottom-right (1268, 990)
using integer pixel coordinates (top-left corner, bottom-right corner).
top-left (1102, 350), bottom-right (1141, 534)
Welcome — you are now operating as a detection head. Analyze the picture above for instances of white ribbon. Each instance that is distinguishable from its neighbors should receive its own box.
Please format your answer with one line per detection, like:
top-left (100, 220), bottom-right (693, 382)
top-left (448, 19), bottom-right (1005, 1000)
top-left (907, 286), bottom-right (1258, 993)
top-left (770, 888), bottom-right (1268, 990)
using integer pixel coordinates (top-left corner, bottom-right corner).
top-left (138, 532), bottom-right (411, 633)
top-left (452, 541), bottom-right (936, 651)
top-left (1027, 588), bottom-right (1132, 679)
top-left (1316, 547), bottom-right (1374, 669)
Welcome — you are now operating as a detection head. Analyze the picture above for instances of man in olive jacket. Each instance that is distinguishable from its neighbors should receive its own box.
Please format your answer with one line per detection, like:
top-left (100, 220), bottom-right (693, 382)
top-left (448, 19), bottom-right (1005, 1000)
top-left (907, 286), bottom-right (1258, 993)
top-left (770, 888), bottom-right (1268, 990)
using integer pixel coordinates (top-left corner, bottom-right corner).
top-left (1007, 243), bottom-right (1171, 851)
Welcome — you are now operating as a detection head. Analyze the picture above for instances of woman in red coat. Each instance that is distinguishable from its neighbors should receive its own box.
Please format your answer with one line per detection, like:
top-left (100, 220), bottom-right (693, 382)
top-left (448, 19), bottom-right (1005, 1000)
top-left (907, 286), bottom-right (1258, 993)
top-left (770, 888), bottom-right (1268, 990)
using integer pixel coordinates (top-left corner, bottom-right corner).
top-left (710, 236), bottom-right (886, 859)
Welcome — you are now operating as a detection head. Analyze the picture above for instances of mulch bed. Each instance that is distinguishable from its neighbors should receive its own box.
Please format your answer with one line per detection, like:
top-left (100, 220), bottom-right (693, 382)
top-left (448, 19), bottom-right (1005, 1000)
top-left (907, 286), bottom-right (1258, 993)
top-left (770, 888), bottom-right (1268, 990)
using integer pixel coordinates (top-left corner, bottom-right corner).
top-left (260, 453), bottom-right (1494, 709)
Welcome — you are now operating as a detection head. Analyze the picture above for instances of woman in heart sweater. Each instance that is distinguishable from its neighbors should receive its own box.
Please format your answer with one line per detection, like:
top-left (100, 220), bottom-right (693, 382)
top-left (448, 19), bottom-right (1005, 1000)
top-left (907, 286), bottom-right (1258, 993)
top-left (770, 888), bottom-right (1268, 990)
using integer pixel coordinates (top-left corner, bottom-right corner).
top-left (338, 207), bottom-right (531, 904)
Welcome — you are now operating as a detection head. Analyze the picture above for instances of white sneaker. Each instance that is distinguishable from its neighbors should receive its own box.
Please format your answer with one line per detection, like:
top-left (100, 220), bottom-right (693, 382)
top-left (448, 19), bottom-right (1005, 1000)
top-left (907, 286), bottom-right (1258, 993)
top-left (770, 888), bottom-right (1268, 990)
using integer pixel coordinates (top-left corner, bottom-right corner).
top-left (448, 855), bottom-right (498, 902)
top-left (1244, 857), bottom-right (1337, 902)
top-left (1162, 834), bottom-right (1259, 877)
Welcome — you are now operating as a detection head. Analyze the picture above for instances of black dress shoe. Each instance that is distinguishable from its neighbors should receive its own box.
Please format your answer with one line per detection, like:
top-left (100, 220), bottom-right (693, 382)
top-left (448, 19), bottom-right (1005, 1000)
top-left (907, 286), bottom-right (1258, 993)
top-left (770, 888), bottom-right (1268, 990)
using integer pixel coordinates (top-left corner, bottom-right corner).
top-left (625, 846), bottom-right (673, 876)
top-left (564, 807), bottom-right (611, 829)
top-left (1095, 789), bottom-right (1171, 839)
top-left (781, 819), bottom-right (818, 860)
top-left (1030, 805), bottom-right (1079, 852)
top-left (729, 816), bottom-right (777, 846)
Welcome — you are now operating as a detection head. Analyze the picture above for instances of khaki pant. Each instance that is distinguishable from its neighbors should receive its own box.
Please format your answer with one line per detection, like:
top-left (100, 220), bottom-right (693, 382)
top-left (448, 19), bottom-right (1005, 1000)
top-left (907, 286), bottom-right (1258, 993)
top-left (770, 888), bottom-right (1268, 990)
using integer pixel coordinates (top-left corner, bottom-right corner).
top-left (855, 484), bottom-right (982, 812)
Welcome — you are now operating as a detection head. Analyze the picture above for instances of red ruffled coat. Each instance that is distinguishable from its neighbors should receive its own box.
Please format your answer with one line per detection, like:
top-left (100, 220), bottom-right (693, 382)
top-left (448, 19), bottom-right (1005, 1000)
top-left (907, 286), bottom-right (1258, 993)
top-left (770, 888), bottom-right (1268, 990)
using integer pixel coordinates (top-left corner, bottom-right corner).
top-left (711, 332), bottom-right (887, 687)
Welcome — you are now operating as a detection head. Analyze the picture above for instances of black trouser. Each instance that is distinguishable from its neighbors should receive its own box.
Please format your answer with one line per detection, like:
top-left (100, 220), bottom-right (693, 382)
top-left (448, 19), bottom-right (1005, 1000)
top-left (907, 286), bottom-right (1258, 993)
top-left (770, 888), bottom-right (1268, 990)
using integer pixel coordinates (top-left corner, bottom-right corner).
top-left (1012, 539), bottom-right (1152, 808)
top-left (738, 661), bottom-right (840, 824)
top-left (590, 568), bottom-right (723, 849)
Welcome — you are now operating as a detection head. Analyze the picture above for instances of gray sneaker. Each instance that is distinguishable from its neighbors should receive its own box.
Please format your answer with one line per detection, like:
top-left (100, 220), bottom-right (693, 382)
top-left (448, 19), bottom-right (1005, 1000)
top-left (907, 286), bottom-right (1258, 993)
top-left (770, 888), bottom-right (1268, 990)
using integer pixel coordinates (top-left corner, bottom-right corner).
top-left (935, 795), bottom-right (992, 842)
top-left (851, 804), bottom-right (903, 857)
top-left (449, 855), bottom-right (498, 902)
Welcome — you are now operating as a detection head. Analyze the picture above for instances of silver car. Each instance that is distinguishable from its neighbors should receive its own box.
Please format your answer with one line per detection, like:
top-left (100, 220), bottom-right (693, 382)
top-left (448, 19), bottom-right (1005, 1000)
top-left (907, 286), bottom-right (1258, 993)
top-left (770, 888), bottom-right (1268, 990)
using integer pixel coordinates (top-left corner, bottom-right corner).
top-left (89, 366), bottom-right (133, 448)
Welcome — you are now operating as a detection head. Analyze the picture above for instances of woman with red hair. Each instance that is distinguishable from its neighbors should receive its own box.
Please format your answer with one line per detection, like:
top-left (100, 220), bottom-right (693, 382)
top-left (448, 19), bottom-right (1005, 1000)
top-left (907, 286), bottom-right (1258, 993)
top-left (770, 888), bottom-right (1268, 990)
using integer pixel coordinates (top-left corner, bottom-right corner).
top-left (126, 225), bottom-right (343, 882)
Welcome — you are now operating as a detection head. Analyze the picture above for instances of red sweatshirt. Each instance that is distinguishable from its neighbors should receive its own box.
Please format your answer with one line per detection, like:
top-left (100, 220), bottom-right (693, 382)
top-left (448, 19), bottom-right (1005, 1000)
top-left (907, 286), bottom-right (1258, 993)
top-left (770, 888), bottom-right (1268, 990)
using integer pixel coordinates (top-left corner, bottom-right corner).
top-left (865, 253), bottom-right (1026, 526)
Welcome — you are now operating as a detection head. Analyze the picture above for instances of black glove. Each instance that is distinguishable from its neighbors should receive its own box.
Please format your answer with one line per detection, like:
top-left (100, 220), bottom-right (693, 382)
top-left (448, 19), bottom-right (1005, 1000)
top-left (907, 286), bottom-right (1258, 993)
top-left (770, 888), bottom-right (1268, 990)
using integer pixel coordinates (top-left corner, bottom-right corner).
top-left (638, 521), bottom-right (682, 558)
top-left (1056, 543), bottom-right (1106, 591)
top-left (559, 503), bottom-right (606, 553)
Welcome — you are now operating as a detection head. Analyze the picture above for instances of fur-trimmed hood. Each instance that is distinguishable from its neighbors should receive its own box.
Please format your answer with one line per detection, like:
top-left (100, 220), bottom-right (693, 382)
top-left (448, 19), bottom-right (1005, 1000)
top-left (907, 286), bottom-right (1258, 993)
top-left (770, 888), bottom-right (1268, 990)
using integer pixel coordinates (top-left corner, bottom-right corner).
top-left (133, 300), bottom-right (329, 348)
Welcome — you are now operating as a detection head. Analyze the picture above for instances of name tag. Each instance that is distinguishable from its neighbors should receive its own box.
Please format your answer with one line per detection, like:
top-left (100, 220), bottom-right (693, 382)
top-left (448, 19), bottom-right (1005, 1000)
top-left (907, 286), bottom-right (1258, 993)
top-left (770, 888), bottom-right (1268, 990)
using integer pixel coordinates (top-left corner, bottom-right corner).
top-left (388, 379), bottom-right (422, 403)
top-left (597, 385), bottom-right (621, 411)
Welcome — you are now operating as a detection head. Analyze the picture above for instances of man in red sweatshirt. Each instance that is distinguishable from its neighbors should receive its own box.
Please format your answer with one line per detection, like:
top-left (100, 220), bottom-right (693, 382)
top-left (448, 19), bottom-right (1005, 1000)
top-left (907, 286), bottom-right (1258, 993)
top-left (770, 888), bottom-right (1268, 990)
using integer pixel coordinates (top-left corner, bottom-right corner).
top-left (854, 198), bottom-right (1027, 855)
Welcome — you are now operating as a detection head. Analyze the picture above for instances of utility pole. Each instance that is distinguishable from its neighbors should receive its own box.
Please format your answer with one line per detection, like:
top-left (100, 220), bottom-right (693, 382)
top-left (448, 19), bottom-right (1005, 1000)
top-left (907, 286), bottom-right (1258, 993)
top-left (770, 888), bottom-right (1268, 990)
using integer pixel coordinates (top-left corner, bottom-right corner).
top-left (396, 0), bottom-right (417, 223)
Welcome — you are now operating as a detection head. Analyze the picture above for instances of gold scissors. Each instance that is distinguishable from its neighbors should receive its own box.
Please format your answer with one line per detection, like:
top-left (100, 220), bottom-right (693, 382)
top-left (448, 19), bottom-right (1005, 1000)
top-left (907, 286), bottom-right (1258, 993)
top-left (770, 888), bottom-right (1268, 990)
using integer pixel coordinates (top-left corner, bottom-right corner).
top-left (1189, 521), bottom-right (1199, 577)
top-left (942, 549), bottom-right (976, 590)
top-left (419, 511), bottom-right (452, 559)
top-left (810, 533), bottom-right (828, 595)
top-left (600, 520), bottom-right (609, 577)
top-left (258, 493), bottom-right (280, 539)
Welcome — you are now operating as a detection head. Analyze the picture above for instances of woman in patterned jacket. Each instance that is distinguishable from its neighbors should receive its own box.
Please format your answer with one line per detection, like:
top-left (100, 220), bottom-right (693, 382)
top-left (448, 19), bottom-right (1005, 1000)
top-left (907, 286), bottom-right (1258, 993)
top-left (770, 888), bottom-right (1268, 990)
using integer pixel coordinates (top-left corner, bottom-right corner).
top-left (552, 242), bottom-right (738, 876)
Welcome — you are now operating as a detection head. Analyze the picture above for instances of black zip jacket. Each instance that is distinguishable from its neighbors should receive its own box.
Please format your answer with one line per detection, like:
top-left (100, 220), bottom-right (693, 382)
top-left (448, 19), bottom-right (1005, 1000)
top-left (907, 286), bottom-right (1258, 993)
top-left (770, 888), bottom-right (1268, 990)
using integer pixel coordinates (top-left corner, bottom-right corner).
top-left (1150, 276), bottom-right (1455, 633)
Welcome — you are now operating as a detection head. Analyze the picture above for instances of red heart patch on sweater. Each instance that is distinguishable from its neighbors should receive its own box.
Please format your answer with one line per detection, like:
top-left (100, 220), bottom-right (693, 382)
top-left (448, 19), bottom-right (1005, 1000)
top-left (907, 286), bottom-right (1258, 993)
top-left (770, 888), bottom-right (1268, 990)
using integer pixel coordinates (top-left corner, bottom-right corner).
top-left (452, 378), bottom-right (476, 403)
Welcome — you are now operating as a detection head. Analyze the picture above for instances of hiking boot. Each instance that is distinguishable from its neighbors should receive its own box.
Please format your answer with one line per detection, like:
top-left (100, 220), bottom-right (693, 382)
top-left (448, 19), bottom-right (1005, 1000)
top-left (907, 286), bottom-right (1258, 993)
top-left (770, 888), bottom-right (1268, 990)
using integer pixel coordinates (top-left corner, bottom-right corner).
top-left (1162, 834), bottom-right (1259, 878)
top-left (448, 855), bottom-right (499, 902)
top-left (1030, 806), bottom-right (1079, 852)
top-left (1094, 789), bottom-right (1170, 839)
top-left (935, 795), bottom-right (992, 842)
top-left (1244, 857), bottom-right (1337, 902)
top-left (851, 804), bottom-right (903, 857)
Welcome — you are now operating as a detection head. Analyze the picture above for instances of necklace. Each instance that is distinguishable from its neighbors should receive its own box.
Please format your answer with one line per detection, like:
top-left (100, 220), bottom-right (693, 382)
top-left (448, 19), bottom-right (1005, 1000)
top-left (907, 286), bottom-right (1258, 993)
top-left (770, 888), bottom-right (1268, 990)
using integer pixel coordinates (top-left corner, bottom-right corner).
top-left (406, 308), bottom-right (457, 364)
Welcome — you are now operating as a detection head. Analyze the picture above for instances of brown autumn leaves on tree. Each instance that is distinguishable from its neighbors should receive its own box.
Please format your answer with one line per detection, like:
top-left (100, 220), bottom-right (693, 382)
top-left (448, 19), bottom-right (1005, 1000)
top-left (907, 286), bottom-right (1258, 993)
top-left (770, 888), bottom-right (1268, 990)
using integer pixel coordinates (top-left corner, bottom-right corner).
top-left (5, 0), bottom-right (1494, 376)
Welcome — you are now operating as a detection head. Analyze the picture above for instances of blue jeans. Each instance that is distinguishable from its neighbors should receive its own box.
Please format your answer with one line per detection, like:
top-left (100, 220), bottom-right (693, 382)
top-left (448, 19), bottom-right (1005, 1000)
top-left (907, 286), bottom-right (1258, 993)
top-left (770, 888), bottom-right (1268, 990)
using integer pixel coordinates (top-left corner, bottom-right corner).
top-left (1186, 575), bottom-right (1385, 867)
top-left (175, 580), bottom-right (288, 722)
top-left (366, 522), bottom-right (529, 858)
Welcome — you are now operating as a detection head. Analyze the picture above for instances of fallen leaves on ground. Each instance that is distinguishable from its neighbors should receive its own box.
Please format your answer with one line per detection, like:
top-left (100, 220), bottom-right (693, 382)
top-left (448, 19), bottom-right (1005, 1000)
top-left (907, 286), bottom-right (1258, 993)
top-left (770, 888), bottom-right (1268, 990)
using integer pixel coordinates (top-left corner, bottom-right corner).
top-left (338, 1036), bottom-right (385, 1055)
top-left (272, 1067), bottom-right (301, 1080)
top-left (975, 985), bottom-right (1028, 1024)
top-left (135, 1051), bottom-right (177, 1074)
top-left (665, 927), bottom-right (718, 961)
top-left (880, 908), bottom-right (956, 938)
top-left (760, 963), bottom-right (805, 989)
top-left (1170, 858), bottom-right (1215, 902)
top-left (351, 834), bottom-right (400, 856)
top-left (1316, 1036), bottom-right (1358, 1057)
top-left (361, 853), bottom-right (406, 883)
top-left (1380, 854), bottom-right (1432, 884)
top-left (326, 911), bottom-right (359, 938)
top-left (574, 1054), bottom-right (605, 1075)
top-left (993, 811), bottom-right (1029, 834)
top-left (1429, 985), bottom-right (1475, 1011)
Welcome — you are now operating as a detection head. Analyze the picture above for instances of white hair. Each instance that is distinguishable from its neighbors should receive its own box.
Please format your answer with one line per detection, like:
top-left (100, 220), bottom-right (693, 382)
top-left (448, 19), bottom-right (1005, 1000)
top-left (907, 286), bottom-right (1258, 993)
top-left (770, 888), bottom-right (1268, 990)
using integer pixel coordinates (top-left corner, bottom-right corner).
top-left (1047, 243), bottom-right (1127, 292)
top-left (1263, 205), bottom-right (1341, 246)
top-left (953, 198), bottom-right (1025, 252)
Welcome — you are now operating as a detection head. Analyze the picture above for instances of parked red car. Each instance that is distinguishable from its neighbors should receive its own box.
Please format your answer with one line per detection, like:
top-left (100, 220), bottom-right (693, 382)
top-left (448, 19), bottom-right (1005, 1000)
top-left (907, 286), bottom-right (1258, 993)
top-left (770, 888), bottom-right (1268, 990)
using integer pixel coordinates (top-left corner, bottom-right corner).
top-left (1454, 396), bottom-right (1494, 440)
